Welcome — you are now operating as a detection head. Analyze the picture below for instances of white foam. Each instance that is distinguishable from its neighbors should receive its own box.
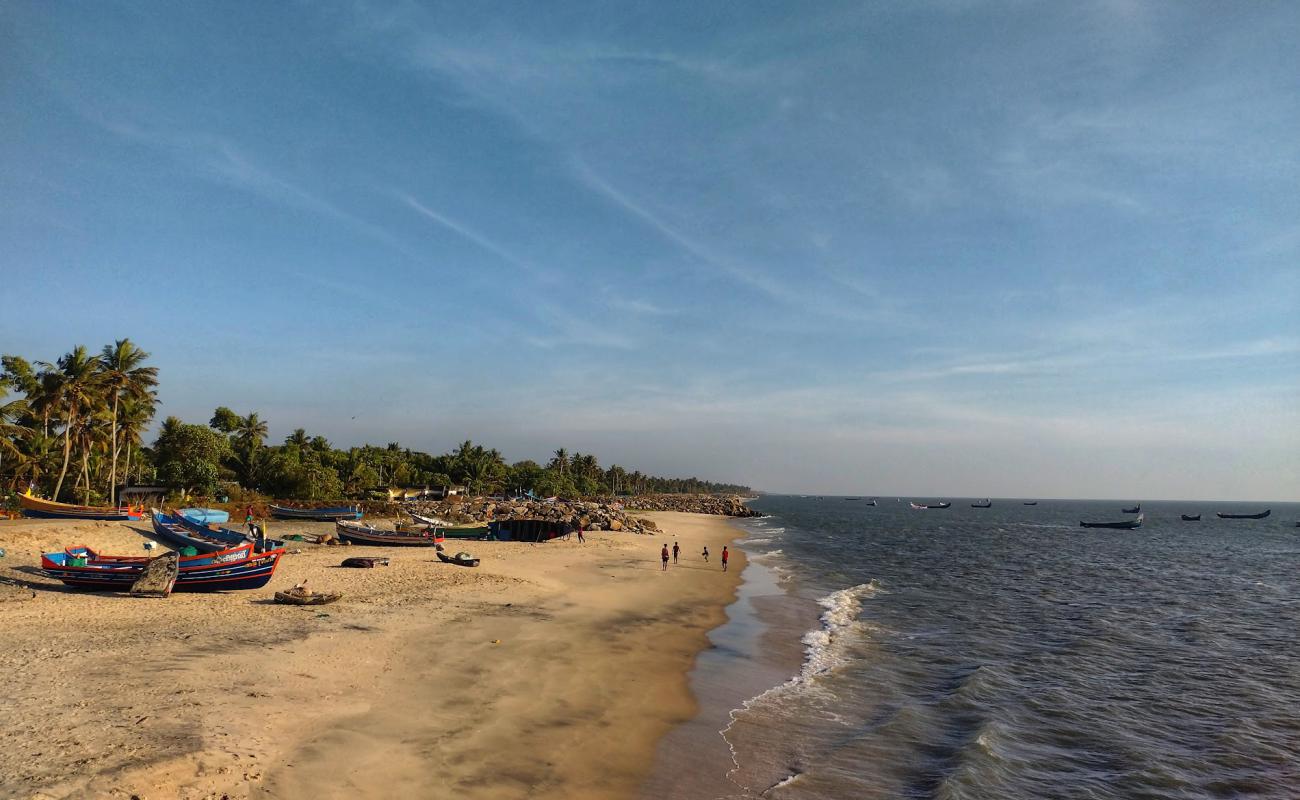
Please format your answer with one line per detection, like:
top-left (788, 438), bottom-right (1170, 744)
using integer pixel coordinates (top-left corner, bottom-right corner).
top-left (719, 580), bottom-right (882, 791)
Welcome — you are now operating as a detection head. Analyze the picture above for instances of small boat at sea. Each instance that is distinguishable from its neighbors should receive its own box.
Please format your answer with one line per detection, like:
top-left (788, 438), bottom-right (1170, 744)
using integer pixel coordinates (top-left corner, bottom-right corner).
top-left (1181, 514), bottom-right (1201, 521)
top-left (1081, 514), bottom-right (1143, 530)
top-left (1023, 501), bottom-right (1038, 506)
top-left (1216, 509), bottom-right (1271, 520)
top-left (1122, 505), bottom-right (1141, 514)
top-left (179, 507), bottom-right (229, 525)
top-left (336, 519), bottom-right (442, 547)
top-left (910, 501), bottom-right (952, 510)
top-left (18, 491), bottom-right (143, 521)
top-left (270, 504), bottom-right (362, 521)
top-left (865, 499), bottom-right (877, 506)
top-left (971, 499), bottom-right (992, 508)
top-left (42, 544), bottom-right (282, 591)
top-left (437, 551), bottom-right (480, 567)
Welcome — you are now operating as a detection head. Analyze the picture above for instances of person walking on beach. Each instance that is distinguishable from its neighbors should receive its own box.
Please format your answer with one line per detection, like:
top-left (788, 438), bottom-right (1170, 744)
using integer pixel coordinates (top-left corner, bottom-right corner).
top-left (576, 523), bottom-right (586, 544)
top-left (721, 546), bottom-right (730, 571)
top-left (672, 541), bottom-right (680, 564)
top-left (661, 544), bottom-right (670, 571)
top-left (702, 546), bottom-right (709, 563)
top-left (245, 506), bottom-right (255, 534)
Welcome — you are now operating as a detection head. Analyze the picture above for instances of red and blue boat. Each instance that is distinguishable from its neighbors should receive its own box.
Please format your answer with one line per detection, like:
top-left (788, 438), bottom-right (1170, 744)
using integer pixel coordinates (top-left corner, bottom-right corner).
top-left (18, 491), bottom-right (144, 521)
top-left (41, 544), bottom-right (283, 592)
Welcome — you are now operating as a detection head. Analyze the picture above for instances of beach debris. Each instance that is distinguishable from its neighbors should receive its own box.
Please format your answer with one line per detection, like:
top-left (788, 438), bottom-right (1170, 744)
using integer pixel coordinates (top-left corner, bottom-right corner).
top-left (275, 582), bottom-right (342, 606)
top-left (129, 552), bottom-right (179, 598)
top-left (491, 639), bottom-right (501, 644)
top-left (436, 550), bottom-right (480, 567)
top-left (340, 556), bottom-right (390, 568)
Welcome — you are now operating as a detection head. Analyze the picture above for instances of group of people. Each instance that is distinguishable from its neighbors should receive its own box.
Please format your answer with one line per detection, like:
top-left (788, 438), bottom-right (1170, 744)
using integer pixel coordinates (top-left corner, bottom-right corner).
top-left (660, 541), bottom-right (729, 571)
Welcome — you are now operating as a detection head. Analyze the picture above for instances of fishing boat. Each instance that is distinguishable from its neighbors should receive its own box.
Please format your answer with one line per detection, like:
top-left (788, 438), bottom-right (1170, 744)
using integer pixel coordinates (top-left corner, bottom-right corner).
top-left (336, 519), bottom-right (442, 547)
top-left (1122, 505), bottom-right (1141, 514)
top-left (42, 545), bottom-right (283, 591)
top-left (179, 507), bottom-right (229, 525)
top-left (865, 499), bottom-right (877, 506)
top-left (269, 504), bottom-right (362, 521)
top-left (54, 541), bottom-right (253, 569)
top-left (152, 510), bottom-right (278, 554)
top-left (1216, 509), bottom-right (1271, 520)
top-left (1023, 501), bottom-right (1038, 506)
top-left (971, 499), bottom-right (992, 508)
top-left (18, 491), bottom-right (144, 521)
top-left (437, 550), bottom-right (480, 567)
top-left (1080, 514), bottom-right (1143, 530)
top-left (910, 501), bottom-right (952, 510)
top-left (439, 525), bottom-right (490, 540)
top-left (407, 510), bottom-right (453, 527)
top-left (1181, 514), bottom-right (1201, 521)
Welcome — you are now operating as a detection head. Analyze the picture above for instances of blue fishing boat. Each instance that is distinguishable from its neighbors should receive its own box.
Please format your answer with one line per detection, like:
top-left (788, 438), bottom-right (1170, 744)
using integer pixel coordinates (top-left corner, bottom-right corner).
top-left (153, 510), bottom-right (281, 554)
top-left (269, 504), bottom-right (362, 521)
top-left (42, 545), bottom-right (283, 592)
top-left (179, 507), bottom-right (230, 525)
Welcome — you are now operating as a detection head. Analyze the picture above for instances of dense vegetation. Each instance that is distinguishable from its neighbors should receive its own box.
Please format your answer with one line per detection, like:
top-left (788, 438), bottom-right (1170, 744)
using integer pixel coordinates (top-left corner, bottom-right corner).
top-left (1, 342), bottom-right (751, 503)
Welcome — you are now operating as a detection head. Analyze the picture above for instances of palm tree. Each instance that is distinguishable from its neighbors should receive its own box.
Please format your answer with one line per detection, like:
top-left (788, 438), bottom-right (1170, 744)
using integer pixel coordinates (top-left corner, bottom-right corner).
top-left (99, 339), bottom-right (158, 503)
top-left (0, 387), bottom-right (29, 489)
top-left (286, 428), bottom-right (309, 448)
top-left (117, 394), bottom-right (155, 488)
top-left (45, 346), bottom-right (102, 501)
top-left (233, 412), bottom-right (268, 486)
top-left (550, 448), bottom-right (569, 476)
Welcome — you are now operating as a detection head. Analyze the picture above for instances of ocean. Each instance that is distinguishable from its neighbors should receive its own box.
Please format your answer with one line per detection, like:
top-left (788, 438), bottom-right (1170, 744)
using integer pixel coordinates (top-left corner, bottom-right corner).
top-left (644, 495), bottom-right (1300, 799)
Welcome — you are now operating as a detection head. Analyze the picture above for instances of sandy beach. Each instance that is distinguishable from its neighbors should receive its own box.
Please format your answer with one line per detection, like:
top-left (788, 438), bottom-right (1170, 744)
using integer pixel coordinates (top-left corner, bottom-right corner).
top-left (0, 511), bottom-right (746, 800)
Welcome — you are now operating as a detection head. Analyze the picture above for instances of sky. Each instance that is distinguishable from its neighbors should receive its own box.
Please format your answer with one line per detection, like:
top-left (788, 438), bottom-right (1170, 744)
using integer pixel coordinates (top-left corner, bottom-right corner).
top-left (2, 1), bottom-right (1297, 500)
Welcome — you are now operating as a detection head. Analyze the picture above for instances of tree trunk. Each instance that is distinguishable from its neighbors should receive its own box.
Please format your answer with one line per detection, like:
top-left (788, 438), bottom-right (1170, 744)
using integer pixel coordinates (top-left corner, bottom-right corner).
top-left (108, 393), bottom-right (120, 504)
top-left (52, 406), bottom-right (76, 500)
top-left (80, 444), bottom-right (91, 505)
top-left (124, 440), bottom-right (133, 487)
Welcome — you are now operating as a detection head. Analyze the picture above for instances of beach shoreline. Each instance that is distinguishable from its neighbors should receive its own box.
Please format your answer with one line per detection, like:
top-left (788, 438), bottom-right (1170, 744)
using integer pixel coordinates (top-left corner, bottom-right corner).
top-left (0, 511), bottom-right (747, 799)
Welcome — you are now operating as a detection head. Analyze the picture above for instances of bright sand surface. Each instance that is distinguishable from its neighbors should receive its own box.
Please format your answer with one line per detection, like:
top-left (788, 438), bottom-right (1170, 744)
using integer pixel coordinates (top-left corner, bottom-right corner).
top-left (0, 511), bottom-right (745, 799)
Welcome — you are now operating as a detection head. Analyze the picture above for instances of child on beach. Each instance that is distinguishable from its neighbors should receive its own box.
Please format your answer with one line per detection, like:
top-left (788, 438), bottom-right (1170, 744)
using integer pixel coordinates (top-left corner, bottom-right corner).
top-left (661, 544), bottom-right (670, 571)
top-left (721, 546), bottom-right (729, 571)
top-left (577, 524), bottom-right (585, 544)
top-left (702, 546), bottom-right (709, 562)
top-left (672, 542), bottom-right (680, 564)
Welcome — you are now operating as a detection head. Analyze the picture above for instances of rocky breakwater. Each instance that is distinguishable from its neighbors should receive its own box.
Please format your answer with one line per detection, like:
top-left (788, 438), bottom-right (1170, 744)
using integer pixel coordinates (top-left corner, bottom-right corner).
top-left (617, 494), bottom-right (760, 517)
top-left (407, 498), bottom-right (663, 534)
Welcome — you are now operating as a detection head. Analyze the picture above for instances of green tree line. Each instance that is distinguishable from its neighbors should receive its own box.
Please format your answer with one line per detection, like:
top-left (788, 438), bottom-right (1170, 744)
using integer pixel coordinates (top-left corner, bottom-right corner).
top-left (2, 343), bottom-right (751, 503)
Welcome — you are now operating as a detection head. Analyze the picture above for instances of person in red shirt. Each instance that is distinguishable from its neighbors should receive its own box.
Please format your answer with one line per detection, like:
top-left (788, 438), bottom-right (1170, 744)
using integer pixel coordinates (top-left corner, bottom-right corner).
top-left (661, 544), bottom-right (670, 571)
top-left (721, 546), bottom-right (730, 571)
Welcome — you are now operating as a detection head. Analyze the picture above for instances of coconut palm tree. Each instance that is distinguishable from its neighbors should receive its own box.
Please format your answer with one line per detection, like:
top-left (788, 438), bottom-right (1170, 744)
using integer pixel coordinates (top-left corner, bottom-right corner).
top-left (117, 393), bottom-right (155, 489)
top-left (550, 448), bottom-right (569, 476)
top-left (234, 412), bottom-right (268, 486)
top-left (0, 387), bottom-right (29, 489)
top-left (98, 339), bottom-right (158, 503)
top-left (44, 346), bottom-right (103, 501)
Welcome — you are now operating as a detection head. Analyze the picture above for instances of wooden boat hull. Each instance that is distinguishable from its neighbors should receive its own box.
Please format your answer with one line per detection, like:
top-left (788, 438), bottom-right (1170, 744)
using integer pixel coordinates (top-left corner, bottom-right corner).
top-left (971, 501), bottom-right (992, 508)
top-left (1121, 506), bottom-right (1141, 514)
top-left (271, 504), bottom-right (362, 521)
top-left (19, 493), bottom-right (143, 521)
top-left (1181, 514), bottom-right (1201, 521)
top-left (69, 542), bottom-right (252, 568)
top-left (1023, 502), bottom-right (1038, 506)
top-left (42, 547), bottom-right (283, 592)
top-left (440, 526), bottom-right (490, 540)
top-left (1080, 515), bottom-right (1143, 530)
top-left (179, 508), bottom-right (229, 525)
top-left (336, 520), bottom-right (440, 547)
top-left (1216, 510), bottom-right (1270, 520)
top-left (154, 510), bottom-right (270, 554)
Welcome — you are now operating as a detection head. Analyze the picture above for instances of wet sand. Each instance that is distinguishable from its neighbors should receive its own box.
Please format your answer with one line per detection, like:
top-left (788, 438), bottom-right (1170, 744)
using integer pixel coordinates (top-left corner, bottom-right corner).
top-left (0, 511), bottom-right (745, 799)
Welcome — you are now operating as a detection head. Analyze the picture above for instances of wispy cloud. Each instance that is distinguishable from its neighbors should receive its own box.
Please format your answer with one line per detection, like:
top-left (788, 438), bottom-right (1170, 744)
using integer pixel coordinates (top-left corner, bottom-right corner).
top-left (397, 192), bottom-right (546, 278)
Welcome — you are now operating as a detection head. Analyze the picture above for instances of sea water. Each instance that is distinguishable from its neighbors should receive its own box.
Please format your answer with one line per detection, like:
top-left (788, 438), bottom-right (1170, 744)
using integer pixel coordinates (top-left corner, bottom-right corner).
top-left (645, 496), bottom-right (1300, 799)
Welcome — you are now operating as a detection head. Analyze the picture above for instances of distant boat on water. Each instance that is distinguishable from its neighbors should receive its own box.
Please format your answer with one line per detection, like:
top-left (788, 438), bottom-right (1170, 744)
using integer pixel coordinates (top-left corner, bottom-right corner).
top-left (1181, 514), bottom-right (1201, 521)
top-left (1023, 501), bottom-right (1038, 506)
top-left (1122, 505), bottom-right (1141, 514)
top-left (910, 501), bottom-right (952, 510)
top-left (1081, 514), bottom-right (1143, 530)
top-left (1216, 509), bottom-right (1270, 520)
top-left (971, 499), bottom-right (992, 508)
top-left (865, 499), bottom-right (877, 506)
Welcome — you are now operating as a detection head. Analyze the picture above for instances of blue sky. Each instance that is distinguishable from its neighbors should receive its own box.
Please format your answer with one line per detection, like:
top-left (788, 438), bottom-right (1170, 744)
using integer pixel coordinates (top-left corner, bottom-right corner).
top-left (2, 1), bottom-right (1297, 500)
